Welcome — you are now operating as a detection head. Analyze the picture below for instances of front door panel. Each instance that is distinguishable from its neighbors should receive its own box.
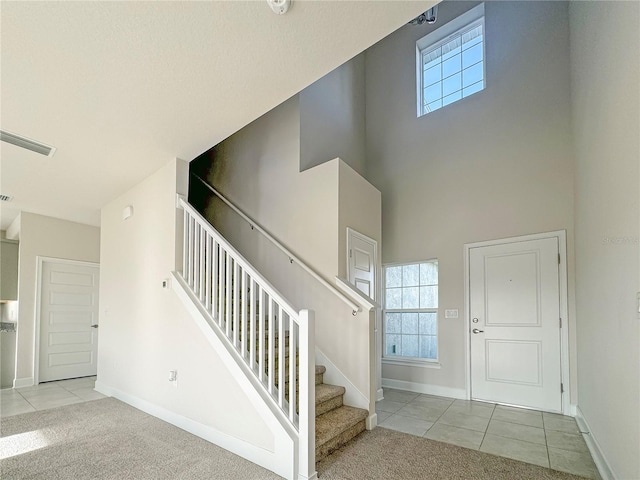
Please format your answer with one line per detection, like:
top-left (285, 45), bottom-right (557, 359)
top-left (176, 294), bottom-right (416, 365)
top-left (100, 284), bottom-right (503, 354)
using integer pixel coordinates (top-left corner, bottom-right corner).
top-left (470, 237), bottom-right (561, 412)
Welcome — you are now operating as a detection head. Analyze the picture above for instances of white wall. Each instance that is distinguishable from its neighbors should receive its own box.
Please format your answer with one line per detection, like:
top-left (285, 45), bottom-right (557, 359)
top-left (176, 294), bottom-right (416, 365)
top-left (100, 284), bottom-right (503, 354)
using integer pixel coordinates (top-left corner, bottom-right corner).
top-left (570, 2), bottom-right (640, 478)
top-left (364, 1), bottom-right (577, 399)
top-left (300, 54), bottom-right (367, 176)
top-left (338, 161), bottom-right (382, 281)
top-left (97, 159), bottom-right (297, 476)
top-left (7, 212), bottom-right (100, 385)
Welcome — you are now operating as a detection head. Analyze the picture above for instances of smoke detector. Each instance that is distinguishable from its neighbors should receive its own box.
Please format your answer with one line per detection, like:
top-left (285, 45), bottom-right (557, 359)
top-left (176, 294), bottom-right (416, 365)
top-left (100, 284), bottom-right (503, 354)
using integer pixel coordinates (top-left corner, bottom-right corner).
top-left (267, 0), bottom-right (291, 15)
top-left (0, 194), bottom-right (14, 202)
top-left (0, 130), bottom-right (56, 157)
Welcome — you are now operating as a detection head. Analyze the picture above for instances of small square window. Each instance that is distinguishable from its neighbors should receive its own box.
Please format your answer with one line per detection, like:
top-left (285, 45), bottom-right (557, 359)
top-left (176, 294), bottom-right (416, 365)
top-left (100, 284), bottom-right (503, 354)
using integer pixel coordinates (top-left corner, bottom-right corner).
top-left (417, 4), bottom-right (485, 117)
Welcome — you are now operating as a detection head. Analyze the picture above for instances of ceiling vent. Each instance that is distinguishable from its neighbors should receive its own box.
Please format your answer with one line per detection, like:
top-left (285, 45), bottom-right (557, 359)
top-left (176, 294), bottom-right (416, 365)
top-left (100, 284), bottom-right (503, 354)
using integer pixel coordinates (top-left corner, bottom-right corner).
top-left (0, 194), bottom-right (14, 202)
top-left (0, 130), bottom-right (56, 157)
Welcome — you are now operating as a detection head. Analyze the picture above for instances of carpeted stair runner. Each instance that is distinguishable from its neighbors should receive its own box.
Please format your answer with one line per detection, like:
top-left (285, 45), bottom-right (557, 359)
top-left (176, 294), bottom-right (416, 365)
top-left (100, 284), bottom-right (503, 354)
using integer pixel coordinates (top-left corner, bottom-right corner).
top-left (255, 333), bottom-right (368, 463)
top-left (313, 364), bottom-right (368, 462)
top-left (243, 317), bottom-right (368, 463)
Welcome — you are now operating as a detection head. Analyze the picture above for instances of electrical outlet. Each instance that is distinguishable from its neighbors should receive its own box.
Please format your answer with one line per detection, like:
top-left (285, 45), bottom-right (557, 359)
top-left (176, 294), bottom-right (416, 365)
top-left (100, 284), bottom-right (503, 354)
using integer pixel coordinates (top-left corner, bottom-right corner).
top-left (162, 278), bottom-right (171, 289)
top-left (445, 309), bottom-right (459, 319)
top-left (169, 370), bottom-right (178, 387)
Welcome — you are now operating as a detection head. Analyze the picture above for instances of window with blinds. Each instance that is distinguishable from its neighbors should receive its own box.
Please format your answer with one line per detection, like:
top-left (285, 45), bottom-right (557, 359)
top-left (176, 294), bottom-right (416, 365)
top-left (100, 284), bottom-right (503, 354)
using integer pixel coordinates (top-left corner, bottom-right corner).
top-left (417, 4), bottom-right (485, 117)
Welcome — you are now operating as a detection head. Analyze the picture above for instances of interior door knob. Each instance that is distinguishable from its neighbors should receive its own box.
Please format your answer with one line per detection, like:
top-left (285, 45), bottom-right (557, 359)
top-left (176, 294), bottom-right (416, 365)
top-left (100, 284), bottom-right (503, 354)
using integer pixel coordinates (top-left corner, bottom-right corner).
top-left (91, 325), bottom-right (99, 329)
top-left (472, 328), bottom-right (484, 334)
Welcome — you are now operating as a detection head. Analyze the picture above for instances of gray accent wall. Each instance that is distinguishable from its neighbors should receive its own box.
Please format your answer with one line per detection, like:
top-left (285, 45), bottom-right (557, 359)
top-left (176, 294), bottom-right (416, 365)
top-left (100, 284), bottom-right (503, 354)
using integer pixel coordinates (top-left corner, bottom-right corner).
top-left (364, 2), bottom-right (576, 396)
top-left (300, 53), bottom-right (366, 176)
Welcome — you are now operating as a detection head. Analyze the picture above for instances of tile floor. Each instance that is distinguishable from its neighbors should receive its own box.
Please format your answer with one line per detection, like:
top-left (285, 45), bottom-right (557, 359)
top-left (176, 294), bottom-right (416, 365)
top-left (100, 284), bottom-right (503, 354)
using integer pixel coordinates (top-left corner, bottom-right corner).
top-left (0, 376), bottom-right (105, 417)
top-left (377, 389), bottom-right (600, 480)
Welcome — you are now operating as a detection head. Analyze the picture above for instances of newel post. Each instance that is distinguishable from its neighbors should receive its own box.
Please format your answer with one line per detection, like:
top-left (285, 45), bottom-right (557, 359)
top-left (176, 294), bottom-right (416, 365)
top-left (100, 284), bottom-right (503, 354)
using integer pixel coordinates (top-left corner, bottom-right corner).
top-left (298, 309), bottom-right (316, 480)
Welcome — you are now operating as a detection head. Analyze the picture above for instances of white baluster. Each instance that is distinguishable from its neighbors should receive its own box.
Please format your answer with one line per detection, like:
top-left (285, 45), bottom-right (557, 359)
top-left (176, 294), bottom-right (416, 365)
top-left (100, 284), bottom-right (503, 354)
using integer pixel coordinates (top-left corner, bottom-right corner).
top-left (289, 321), bottom-right (297, 423)
top-left (225, 253), bottom-right (232, 337)
top-left (182, 209), bottom-right (188, 280)
top-left (268, 296), bottom-right (274, 395)
top-left (258, 286), bottom-right (265, 382)
top-left (199, 227), bottom-right (205, 302)
top-left (250, 278), bottom-right (256, 368)
top-left (233, 261), bottom-right (240, 347)
top-left (298, 309), bottom-right (316, 480)
top-left (278, 306), bottom-right (285, 407)
top-left (217, 245), bottom-right (224, 326)
top-left (188, 216), bottom-right (195, 287)
top-left (205, 235), bottom-right (212, 310)
top-left (241, 270), bottom-right (247, 359)
top-left (193, 222), bottom-right (200, 294)
top-left (212, 241), bottom-right (219, 322)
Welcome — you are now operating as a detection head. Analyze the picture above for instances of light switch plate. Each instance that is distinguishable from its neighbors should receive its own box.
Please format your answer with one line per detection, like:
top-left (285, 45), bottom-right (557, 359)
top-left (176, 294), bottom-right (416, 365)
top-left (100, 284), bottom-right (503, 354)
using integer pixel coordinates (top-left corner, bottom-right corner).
top-left (445, 309), bottom-right (459, 319)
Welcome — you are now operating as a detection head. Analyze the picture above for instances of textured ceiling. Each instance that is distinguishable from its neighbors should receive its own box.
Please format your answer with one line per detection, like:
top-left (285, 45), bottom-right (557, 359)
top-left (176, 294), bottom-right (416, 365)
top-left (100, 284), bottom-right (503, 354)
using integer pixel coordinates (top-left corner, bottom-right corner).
top-left (0, 1), bottom-right (432, 230)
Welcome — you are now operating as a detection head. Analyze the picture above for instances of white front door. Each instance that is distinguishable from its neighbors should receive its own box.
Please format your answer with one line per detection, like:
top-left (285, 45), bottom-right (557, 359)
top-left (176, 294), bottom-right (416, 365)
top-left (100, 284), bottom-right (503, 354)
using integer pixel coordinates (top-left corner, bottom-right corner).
top-left (347, 228), bottom-right (377, 300)
top-left (39, 260), bottom-right (100, 382)
top-left (469, 237), bottom-right (562, 412)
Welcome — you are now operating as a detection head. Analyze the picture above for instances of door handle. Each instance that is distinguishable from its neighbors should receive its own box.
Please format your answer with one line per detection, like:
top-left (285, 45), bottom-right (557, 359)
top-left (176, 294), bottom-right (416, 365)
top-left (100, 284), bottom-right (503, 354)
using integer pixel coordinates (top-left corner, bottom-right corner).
top-left (91, 325), bottom-right (99, 329)
top-left (472, 328), bottom-right (484, 334)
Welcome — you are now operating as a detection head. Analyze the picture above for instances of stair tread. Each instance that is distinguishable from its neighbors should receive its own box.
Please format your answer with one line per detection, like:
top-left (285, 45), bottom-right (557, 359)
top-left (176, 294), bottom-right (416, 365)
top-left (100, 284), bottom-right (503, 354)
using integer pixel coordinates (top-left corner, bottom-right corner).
top-left (315, 405), bottom-right (368, 447)
top-left (315, 365), bottom-right (326, 376)
top-left (315, 383), bottom-right (345, 405)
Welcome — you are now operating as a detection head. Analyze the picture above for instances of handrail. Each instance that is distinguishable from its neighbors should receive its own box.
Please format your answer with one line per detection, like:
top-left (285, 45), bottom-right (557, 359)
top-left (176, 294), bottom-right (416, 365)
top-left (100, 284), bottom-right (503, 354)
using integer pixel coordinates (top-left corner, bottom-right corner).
top-left (192, 174), bottom-right (361, 315)
top-left (335, 277), bottom-right (380, 312)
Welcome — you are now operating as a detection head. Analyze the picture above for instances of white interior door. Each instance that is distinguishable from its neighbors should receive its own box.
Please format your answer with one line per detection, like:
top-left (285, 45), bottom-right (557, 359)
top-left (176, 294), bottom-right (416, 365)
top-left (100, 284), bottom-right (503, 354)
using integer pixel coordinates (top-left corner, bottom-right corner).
top-left (469, 237), bottom-right (562, 412)
top-left (346, 228), bottom-right (382, 400)
top-left (39, 259), bottom-right (100, 382)
top-left (347, 228), bottom-right (377, 300)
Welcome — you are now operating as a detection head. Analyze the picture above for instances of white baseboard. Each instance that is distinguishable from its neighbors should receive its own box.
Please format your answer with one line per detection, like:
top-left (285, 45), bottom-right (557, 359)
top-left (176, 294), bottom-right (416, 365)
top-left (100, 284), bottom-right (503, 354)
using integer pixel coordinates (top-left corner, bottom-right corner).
top-left (366, 412), bottom-right (377, 430)
top-left (315, 347), bottom-right (369, 410)
top-left (95, 381), bottom-right (293, 479)
top-left (13, 377), bottom-right (34, 388)
top-left (575, 406), bottom-right (616, 480)
top-left (382, 378), bottom-right (466, 399)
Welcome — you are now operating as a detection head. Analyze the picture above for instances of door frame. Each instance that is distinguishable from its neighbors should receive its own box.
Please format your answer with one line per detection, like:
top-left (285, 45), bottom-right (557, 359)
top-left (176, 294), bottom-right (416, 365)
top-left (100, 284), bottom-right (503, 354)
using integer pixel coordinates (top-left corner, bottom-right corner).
top-left (346, 227), bottom-right (378, 299)
top-left (34, 256), bottom-right (100, 385)
top-left (346, 228), bottom-right (383, 401)
top-left (463, 230), bottom-right (570, 415)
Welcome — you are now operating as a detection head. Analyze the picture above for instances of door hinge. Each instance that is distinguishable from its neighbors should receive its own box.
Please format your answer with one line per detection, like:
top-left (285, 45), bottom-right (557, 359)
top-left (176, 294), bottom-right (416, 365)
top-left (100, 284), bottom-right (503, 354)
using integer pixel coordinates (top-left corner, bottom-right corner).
top-left (561, 383), bottom-right (564, 394)
top-left (558, 253), bottom-right (561, 265)
top-left (349, 249), bottom-right (352, 258)
top-left (559, 317), bottom-right (562, 328)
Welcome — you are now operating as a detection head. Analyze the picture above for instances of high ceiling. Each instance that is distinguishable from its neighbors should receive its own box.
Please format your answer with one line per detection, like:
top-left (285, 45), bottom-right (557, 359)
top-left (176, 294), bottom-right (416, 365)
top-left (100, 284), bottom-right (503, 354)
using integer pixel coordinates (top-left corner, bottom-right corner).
top-left (0, 1), bottom-right (432, 230)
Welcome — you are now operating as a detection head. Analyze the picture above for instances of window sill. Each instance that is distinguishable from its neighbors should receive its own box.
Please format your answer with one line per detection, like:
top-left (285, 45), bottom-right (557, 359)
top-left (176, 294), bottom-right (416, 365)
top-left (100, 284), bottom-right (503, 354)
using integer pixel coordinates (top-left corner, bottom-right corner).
top-left (382, 357), bottom-right (442, 369)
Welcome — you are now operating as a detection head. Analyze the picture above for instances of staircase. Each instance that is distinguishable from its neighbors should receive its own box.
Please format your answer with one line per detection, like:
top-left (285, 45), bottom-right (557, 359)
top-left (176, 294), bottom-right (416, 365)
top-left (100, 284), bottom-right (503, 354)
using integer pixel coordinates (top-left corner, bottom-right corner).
top-left (176, 197), bottom-right (370, 478)
top-left (260, 331), bottom-right (368, 462)
top-left (314, 365), bottom-right (368, 461)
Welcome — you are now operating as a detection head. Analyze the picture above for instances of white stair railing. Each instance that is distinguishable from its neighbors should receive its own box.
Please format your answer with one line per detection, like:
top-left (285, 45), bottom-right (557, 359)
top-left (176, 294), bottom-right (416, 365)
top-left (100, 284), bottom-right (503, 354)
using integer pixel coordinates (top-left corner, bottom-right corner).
top-left (192, 173), bottom-right (361, 315)
top-left (177, 197), bottom-right (315, 479)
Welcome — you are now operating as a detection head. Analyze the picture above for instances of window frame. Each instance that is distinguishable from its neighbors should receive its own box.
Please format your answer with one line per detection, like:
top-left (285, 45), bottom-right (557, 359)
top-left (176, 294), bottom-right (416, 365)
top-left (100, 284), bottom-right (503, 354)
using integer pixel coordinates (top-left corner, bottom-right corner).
top-left (416, 3), bottom-right (486, 117)
top-left (382, 259), bottom-right (439, 365)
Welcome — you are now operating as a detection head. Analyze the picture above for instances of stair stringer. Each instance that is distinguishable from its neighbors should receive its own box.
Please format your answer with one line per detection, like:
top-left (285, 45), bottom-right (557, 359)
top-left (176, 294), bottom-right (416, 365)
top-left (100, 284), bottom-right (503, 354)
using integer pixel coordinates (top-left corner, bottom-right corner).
top-left (171, 271), bottom-right (301, 480)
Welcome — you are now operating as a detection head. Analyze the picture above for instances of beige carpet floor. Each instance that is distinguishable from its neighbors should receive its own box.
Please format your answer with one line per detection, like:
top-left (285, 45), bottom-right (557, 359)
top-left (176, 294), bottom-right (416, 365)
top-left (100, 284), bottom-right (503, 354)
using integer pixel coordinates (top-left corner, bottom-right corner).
top-left (2, 397), bottom-right (588, 480)
top-left (1, 397), bottom-right (281, 480)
